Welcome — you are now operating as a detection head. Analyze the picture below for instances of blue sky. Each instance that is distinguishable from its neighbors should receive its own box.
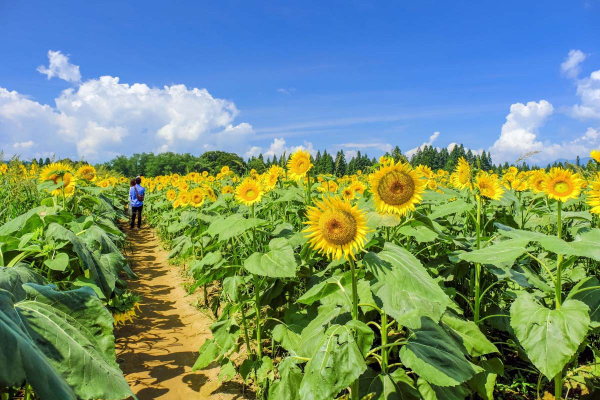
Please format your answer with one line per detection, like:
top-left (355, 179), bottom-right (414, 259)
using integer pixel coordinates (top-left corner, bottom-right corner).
top-left (1, 1), bottom-right (600, 164)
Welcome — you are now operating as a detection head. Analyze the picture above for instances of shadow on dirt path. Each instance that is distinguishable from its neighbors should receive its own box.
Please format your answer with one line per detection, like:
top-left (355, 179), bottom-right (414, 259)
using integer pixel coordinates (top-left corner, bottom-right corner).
top-left (115, 226), bottom-right (252, 400)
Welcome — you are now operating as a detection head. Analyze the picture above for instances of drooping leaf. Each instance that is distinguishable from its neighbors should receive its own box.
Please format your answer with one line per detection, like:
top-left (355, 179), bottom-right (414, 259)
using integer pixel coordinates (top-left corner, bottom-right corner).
top-left (359, 367), bottom-right (420, 400)
top-left (457, 238), bottom-right (529, 266)
top-left (417, 377), bottom-right (471, 400)
top-left (467, 358), bottom-right (503, 400)
top-left (364, 243), bottom-right (451, 329)
top-left (299, 323), bottom-right (367, 400)
top-left (269, 357), bottom-right (303, 400)
top-left (243, 239), bottom-right (297, 278)
top-left (441, 313), bottom-right (498, 357)
top-left (510, 292), bottom-right (590, 379)
top-left (571, 277), bottom-right (600, 328)
top-left (0, 289), bottom-right (76, 400)
top-left (0, 265), bottom-right (47, 302)
top-left (399, 318), bottom-right (482, 387)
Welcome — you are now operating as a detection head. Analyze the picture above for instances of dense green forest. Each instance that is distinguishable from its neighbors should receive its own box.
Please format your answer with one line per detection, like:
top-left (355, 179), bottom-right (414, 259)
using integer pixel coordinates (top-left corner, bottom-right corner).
top-left (84, 144), bottom-right (598, 177)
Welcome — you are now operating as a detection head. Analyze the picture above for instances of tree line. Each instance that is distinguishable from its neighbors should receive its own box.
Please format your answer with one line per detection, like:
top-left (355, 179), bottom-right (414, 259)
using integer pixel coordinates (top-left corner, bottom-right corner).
top-left (99, 145), bottom-right (598, 178)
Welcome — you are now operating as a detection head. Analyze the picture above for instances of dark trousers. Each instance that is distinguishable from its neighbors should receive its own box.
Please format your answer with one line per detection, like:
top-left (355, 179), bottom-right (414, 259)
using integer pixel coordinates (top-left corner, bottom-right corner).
top-left (131, 206), bottom-right (143, 228)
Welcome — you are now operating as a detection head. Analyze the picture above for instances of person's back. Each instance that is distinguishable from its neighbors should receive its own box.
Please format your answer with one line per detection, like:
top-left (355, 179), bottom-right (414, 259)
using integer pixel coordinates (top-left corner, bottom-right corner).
top-left (129, 177), bottom-right (145, 229)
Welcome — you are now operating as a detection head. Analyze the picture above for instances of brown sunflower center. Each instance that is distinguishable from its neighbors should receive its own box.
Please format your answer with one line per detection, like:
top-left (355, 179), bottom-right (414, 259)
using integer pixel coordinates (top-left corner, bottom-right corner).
top-left (319, 209), bottom-right (357, 246)
top-left (378, 170), bottom-right (415, 205)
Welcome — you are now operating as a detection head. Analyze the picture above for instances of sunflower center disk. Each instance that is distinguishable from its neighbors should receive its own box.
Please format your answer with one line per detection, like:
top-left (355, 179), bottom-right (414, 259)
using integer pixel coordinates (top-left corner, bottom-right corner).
top-left (319, 210), bottom-right (357, 246)
top-left (378, 171), bottom-right (414, 205)
top-left (553, 181), bottom-right (571, 195)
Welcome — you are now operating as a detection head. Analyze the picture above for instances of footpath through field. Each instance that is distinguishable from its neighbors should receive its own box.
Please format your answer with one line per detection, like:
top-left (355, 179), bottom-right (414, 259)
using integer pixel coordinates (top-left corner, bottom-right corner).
top-left (115, 226), bottom-right (250, 400)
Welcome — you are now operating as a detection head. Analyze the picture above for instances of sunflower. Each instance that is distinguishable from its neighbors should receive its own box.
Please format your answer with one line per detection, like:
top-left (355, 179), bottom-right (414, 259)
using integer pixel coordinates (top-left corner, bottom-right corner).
top-left (303, 196), bottom-right (369, 261)
top-left (39, 162), bottom-right (77, 196)
top-left (0, 163), bottom-right (7, 175)
top-left (221, 165), bottom-right (230, 174)
top-left (236, 178), bottom-right (263, 206)
top-left (99, 179), bottom-right (110, 188)
top-left (204, 185), bottom-right (217, 202)
top-left (474, 172), bottom-right (504, 200)
top-left (529, 170), bottom-right (547, 193)
top-left (76, 165), bottom-right (96, 181)
top-left (416, 165), bottom-right (433, 179)
top-left (349, 180), bottom-right (366, 196)
top-left (189, 188), bottom-right (205, 208)
top-left (178, 182), bottom-right (190, 192)
top-left (178, 191), bottom-right (191, 206)
top-left (319, 180), bottom-right (339, 193)
top-left (166, 189), bottom-right (177, 202)
top-left (511, 178), bottom-right (528, 192)
top-left (287, 149), bottom-right (313, 180)
top-left (341, 186), bottom-right (355, 200)
top-left (591, 150), bottom-right (600, 163)
top-left (451, 157), bottom-right (472, 190)
top-left (587, 174), bottom-right (600, 214)
top-left (542, 167), bottom-right (583, 202)
top-left (427, 179), bottom-right (438, 191)
top-left (222, 185), bottom-right (234, 194)
top-left (369, 160), bottom-right (426, 216)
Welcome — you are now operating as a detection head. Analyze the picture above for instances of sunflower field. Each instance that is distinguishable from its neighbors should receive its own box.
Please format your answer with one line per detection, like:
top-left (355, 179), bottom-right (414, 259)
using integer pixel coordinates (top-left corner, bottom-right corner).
top-left (135, 149), bottom-right (600, 400)
top-left (0, 160), bottom-right (138, 400)
top-left (3, 148), bottom-right (600, 400)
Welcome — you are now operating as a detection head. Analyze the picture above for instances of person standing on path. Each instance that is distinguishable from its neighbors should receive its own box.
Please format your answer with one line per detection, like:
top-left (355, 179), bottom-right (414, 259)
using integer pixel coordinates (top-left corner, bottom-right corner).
top-left (130, 176), bottom-right (145, 230)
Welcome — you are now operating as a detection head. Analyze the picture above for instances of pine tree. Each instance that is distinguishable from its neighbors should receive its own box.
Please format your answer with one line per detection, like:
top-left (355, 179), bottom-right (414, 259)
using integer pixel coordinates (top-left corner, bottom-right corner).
top-left (334, 150), bottom-right (347, 177)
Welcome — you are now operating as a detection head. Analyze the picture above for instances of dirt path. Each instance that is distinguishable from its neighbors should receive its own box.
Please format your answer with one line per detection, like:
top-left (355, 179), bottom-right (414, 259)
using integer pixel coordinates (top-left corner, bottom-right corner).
top-left (115, 226), bottom-right (250, 400)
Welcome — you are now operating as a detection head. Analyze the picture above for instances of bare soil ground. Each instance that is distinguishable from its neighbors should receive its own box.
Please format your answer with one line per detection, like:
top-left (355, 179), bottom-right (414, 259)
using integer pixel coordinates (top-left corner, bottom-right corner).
top-left (115, 226), bottom-right (252, 400)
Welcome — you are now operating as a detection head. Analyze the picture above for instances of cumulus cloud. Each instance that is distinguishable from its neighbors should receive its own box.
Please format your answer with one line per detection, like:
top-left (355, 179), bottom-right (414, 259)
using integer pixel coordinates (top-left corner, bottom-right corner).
top-left (1, 75), bottom-right (256, 161)
top-left (561, 50), bottom-right (587, 79)
top-left (570, 70), bottom-right (600, 119)
top-left (489, 100), bottom-right (554, 163)
top-left (245, 137), bottom-right (316, 159)
top-left (37, 50), bottom-right (82, 83)
top-left (489, 100), bottom-right (599, 164)
top-left (405, 131), bottom-right (440, 158)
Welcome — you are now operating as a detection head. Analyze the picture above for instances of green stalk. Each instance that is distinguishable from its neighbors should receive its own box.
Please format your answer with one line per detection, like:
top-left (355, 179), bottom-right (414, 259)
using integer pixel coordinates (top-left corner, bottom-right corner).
top-left (349, 258), bottom-right (359, 400)
top-left (25, 383), bottom-right (32, 400)
top-left (240, 302), bottom-right (255, 359)
top-left (555, 201), bottom-right (564, 399)
top-left (254, 275), bottom-right (262, 359)
top-left (381, 311), bottom-right (389, 374)
top-left (474, 195), bottom-right (482, 324)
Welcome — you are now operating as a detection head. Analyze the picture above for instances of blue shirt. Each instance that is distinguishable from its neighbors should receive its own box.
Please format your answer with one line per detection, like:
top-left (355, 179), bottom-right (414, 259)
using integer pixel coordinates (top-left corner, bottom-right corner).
top-left (130, 184), bottom-right (145, 207)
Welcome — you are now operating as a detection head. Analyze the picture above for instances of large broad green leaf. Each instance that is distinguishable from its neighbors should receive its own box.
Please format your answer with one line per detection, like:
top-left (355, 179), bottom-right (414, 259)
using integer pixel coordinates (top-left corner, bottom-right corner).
top-left (364, 243), bottom-right (451, 329)
top-left (269, 358), bottom-right (303, 400)
top-left (571, 277), bottom-right (600, 328)
top-left (427, 199), bottom-right (472, 220)
top-left (441, 313), bottom-right (498, 357)
top-left (299, 323), bottom-right (367, 400)
top-left (45, 223), bottom-right (116, 297)
top-left (0, 206), bottom-right (47, 236)
top-left (0, 289), bottom-right (77, 400)
top-left (359, 368), bottom-right (420, 400)
top-left (0, 265), bottom-right (47, 302)
top-left (297, 304), bottom-right (351, 358)
top-left (366, 212), bottom-right (402, 229)
top-left (467, 358), bottom-right (503, 400)
top-left (398, 224), bottom-right (438, 243)
top-left (399, 318), bottom-right (482, 387)
top-left (457, 238), bottom-right (529, 266)
top-left (496, 224), bottom-right (600, 261)
top-left (207, 214), bottom-right (266, 242)
top-left (417, 377), bottom-right (471, 400)
top-left (16, 284), bottom-right (133, 399)
top-left (193, 315), bottom-right (240, 370)
top-left (510, 292), bottom-right (590, 379)
top-left (243, 238), bottom-right (297, 278)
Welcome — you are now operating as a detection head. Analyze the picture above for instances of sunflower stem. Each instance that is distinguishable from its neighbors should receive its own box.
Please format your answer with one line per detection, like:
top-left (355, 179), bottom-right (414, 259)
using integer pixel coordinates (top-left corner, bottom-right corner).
top-left (381, 311), bottom-right (389, 374)
top-left (474, 195), bottom-right (482, 325)
top-left (349, 257), bottom-right (359, 400)
top-left (554, 200), bottom-right (563, 399)
top-left (254, 275), bottom-right (262, 359)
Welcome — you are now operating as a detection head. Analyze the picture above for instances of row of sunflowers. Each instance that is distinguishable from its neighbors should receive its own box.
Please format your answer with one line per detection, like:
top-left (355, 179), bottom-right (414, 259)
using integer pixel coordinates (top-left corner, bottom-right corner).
top-left (140, 148), bottom-right (600, 399)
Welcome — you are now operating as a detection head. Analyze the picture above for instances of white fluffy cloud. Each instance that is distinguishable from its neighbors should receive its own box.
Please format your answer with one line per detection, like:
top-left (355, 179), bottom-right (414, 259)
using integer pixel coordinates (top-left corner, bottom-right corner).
top-left (489, 100), bottom-right (599, 164)
top-left (13, 140), bottom-right (35, 149)
top-left (561, 49), bottom-right (587, 79)
top-left (245, 137), bottom-right (316, 159)
top-left (405, 131), bottom-right (440, 158)
top-left (489, 100), bottom-right (554, 163)
top-left (37, 50), bottom-right (81, 83)
top-left (1, 74), bottom-right (256, 161)
top-left (571, 70), bottom-right (600, 119)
